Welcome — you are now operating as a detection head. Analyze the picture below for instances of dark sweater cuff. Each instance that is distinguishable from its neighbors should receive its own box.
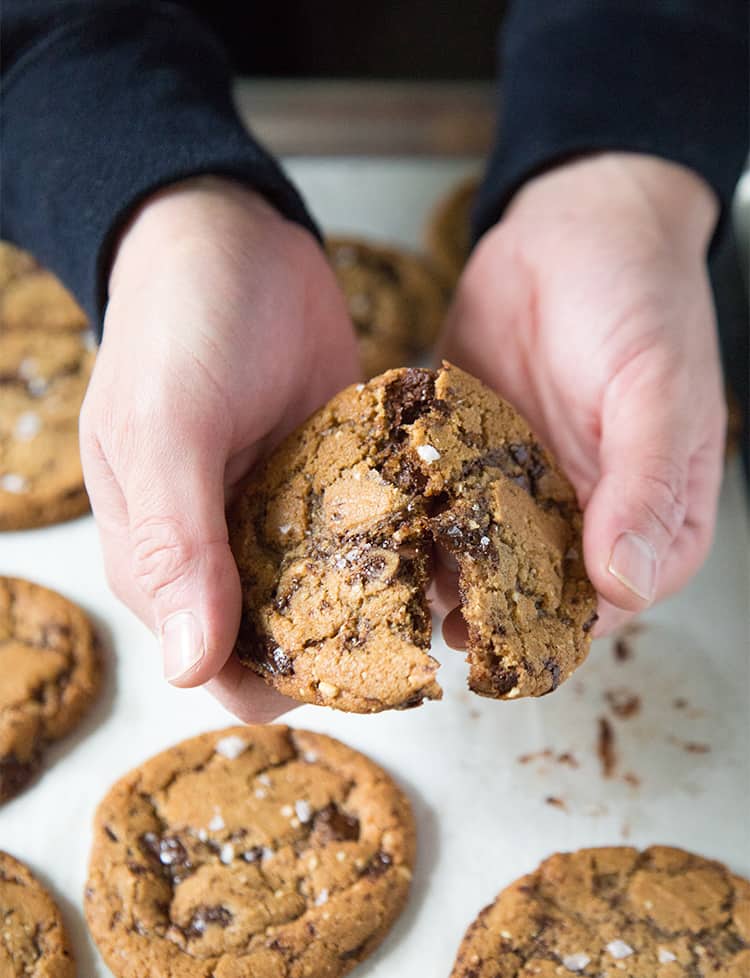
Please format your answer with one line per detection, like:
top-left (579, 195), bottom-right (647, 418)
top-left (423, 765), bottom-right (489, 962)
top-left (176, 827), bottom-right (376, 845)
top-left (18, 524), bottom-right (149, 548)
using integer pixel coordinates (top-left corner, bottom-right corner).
top-left (1, 3), bottom-right (319, 332)
top-left (474, 1), bottom-right (749, 240)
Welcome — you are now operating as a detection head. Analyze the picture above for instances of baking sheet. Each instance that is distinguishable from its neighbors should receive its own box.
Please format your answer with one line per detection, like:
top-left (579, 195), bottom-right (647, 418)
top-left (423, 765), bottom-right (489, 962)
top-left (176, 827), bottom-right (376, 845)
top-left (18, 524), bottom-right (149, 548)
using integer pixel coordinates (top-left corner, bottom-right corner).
top-left (1, 159), bottom-right (748, 976)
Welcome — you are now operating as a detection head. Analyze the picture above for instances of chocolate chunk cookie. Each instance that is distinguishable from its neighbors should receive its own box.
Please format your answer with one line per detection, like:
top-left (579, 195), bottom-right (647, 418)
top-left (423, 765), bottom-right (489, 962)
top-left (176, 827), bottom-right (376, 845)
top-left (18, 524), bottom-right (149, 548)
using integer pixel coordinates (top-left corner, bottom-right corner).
top-left (0, 850), bottom-right (76, 977)
top-left (0, 576), bottom-right (101, 803)
top-left (450, 845), bottom-right (750, 977)
top-left (327, 236), bottom-right (446, 379)
top-left (425, 176), bottom-right (479, 290)
top-left (0, 242), bottom-right (95, 530)
top-left (229, 363), bottom-right (595, 712)
top-left (85, 725), bottom-right (415, 978)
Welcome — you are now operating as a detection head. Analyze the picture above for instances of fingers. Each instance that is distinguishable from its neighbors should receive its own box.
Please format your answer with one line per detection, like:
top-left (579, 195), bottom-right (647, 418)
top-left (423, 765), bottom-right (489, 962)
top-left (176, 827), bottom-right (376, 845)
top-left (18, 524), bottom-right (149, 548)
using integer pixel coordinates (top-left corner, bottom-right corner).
top-left (205, 657), bottom-right (298, 724)
top-left (82, 409), bottom-right (241, 689)
top-left (583, 353), bottom-right (723, 614)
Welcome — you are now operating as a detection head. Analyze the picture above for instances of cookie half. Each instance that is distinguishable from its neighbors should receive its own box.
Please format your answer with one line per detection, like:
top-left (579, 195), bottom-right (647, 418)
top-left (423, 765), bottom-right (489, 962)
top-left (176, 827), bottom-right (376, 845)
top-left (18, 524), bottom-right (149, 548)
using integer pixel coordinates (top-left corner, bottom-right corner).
top-left (85, 725), bottom-right (415, 978)
top-left (0, 241), bottom-right (94, 530)
top-left (0, 850), bottom-right (76, 977)
top-left (0, 576), bottom-right (101, 803)
top-left (229, 363), bottom-right (595, 712)
top-left (450, 845), bottom-right (750, 977)
top-left (327, 236), bottom-right (446, 379)
top-left (425, 176), bottom-right (479, 290)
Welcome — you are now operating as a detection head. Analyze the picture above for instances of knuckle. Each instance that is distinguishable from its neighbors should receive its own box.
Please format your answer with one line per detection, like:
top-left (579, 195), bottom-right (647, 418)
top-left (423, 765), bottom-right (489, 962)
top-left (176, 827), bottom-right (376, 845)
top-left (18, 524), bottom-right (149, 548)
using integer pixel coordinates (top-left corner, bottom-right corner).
top-left (130, 516), bottom-right (197, 600)
top-left (636, 459), bottom-right (688, 539)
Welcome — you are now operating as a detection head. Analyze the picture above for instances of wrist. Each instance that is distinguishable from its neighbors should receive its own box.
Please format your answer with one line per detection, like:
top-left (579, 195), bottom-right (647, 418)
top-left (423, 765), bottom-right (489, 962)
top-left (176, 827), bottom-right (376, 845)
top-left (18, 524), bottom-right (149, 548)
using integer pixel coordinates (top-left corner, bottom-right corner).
top-left (109, 176), bottom-right (282, 295)
top-left (508, 152), bottom-right (719, 257)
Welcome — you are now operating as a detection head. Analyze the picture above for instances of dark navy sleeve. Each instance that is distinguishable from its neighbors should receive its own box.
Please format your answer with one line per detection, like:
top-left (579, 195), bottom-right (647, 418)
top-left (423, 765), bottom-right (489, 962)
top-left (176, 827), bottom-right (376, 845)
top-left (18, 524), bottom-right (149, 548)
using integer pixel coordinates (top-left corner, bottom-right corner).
top-left (0, 1), bottom-right (319, 333)
top-left (474, 0), bottom-right (750, 239)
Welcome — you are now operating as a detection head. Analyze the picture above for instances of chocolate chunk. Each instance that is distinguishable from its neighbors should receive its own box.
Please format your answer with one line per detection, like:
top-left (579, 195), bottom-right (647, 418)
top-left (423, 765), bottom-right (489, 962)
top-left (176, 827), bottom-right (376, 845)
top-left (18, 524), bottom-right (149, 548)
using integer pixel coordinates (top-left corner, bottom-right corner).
top-left (363, 851), bottom-right (392, 878)
top-left (385, 368), bottom-right (435, 428)
top-left (140, 833), bottom-right (193, 882)
top-left (185, 905), bottom-right (233, 937)
top-left (312, 803), bottom-right (361, 843)
top-left (0, 754), bottom-right (36, 803)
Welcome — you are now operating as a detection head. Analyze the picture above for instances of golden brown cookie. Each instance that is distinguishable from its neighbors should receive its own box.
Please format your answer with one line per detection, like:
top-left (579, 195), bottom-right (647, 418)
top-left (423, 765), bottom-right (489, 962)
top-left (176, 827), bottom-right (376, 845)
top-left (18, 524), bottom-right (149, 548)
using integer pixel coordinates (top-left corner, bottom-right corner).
top-left (450, 845), bottom-right (750, 977)
top-left (0, 850), bottom-right (76, 977)
top-left (228, 363), bottom-right (595, 713)
top-left (327, 236), bottom-right (446, 379)
top-left (0, 576), bottom-right (101, 803)
top-left (85, 725), bottom-right (415, 978)
top-left (425, 176), bottom-right (479, 290)
top-left (0, 242), bottom-right (94, 530)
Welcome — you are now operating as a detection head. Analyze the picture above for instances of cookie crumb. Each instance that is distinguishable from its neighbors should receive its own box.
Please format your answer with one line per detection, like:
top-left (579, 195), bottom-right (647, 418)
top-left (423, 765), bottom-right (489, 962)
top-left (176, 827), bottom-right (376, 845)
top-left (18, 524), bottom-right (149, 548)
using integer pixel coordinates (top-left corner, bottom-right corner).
top-left (613, 638), bottom-right (632, 662)
top-left (604, 688), bottom-right (641, 719)
top-left (597, 716), bottom-right (617, 778)
top-left (545, 796), bottom-right (567, 810)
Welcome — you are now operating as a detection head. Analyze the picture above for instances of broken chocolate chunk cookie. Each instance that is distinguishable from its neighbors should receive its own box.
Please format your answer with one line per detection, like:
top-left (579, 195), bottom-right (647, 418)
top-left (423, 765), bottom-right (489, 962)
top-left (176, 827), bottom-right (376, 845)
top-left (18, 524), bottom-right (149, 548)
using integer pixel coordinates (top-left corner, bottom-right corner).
top-left (0, 576), bottom-right (101, 803)
top-left (450, 845), bottom-right (750, 977)
top-left (0, 850), bottom-right (76, 977)
top-left (229, 362), bottom-right (596, 713)
top-left (85, 725), bottom-right (414, 978)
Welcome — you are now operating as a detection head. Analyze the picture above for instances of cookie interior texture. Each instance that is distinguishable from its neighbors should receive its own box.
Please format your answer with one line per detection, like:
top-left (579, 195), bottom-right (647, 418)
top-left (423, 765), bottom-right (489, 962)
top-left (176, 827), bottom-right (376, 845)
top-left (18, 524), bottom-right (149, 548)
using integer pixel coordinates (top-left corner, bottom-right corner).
top-left (85, 725), bottom-right (415, 978)
top-left (326, 237), bottom-right (446, 379)
top-left (229, 363), bottom-right (595, 713)
top-left (0, 240), bottom-right (95, 530)
top-left (0, 576), bottom-right (101, 803)
top-left (0, 849), bottom-right (76, 977)
top-left (450, 845), bottom-right (750, 977)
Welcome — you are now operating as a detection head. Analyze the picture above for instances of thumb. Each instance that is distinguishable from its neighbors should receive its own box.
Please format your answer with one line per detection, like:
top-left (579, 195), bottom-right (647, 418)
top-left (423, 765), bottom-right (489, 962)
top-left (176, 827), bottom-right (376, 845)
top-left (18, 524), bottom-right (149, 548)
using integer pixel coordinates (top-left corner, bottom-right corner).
top-left (125, 437), bottom-right (241, 688)
top-left (583, 361), bottom-right (690, 614)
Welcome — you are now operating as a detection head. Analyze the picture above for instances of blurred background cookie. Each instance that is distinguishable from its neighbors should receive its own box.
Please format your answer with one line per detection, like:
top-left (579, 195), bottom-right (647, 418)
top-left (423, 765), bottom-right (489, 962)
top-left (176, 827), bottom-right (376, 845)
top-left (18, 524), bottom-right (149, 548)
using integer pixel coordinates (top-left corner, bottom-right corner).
top-left (0, 242), bottom-right (95, 530)
top-left (0, 576), bottom-right (102, 804)
top-left (327, 236), bottom-right (446, 378)
top-left (424, 175), bottom-right (479, 291)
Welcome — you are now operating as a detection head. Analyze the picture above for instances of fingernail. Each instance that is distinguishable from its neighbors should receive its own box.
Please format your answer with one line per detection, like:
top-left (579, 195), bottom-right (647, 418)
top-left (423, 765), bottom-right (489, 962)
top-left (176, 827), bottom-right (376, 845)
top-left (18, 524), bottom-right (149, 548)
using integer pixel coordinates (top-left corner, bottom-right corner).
top-left (161, 610), bottom-right (204, 683)
top-left (607, 532), bottom-right (657, 602)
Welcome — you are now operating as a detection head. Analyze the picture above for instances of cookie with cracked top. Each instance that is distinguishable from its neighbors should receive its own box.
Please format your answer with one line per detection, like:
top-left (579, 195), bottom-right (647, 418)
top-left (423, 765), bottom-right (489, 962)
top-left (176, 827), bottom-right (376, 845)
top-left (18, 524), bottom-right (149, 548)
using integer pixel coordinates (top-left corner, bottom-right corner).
top-left (228, 362), bottom-right (595, 712)
top-left (425, 176), bottom-right (479, 290)
top-left (450, 845), bottom-right (750, 977)
top-left (0, 850), bottom-right (76, 977)
top-left (85, 725), bottom-right (415, 978)
top-left (0, 241), bottom-right (95, 530)
top-left (326, 236), bottom-right (446, 379)
top-left (0, 576), bottom-right (101, 803)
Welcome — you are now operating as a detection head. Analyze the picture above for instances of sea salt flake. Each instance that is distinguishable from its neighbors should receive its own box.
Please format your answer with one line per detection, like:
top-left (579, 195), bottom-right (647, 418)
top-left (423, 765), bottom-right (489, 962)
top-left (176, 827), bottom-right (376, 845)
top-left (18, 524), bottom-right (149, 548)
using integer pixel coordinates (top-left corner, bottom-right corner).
top-left (355, 383), bottom-right (365, 392)
top-left (220, 844), bottom-right (235, 864)
top-left (280, 804), bottom-right (294, 818)
top-left (215, 735), bottom-right (248, 759)
top-left (295, 800), bottom-right (313, 823)
top-left (562, 952), bottom-right (590, 972)
top-left (0, 473), bottom-right (28, 494)
top-left (208, 814), bottom-right (225, 831)
top-left (254, 788), bottom-right (267, 799)
top-left (303, 751), bottom-right (319, 764)
top-left (606, 940), bottom-right (633, 960)
top-left (17, 358), bottom-right (37, 380)
top-left (336, 851), bottom-right (347, 862)
top-left (28, 377), bottom-right (48, 396)
top-left (658, 949), bottom-right (676, 964)
top-left (197, 829), bottom-right (208, 842)
top-left (14, 412), bottom-right (41, 441)
top-left (480, 536), bottom-right (490, 547)
top-left (315, 888), bottom-right (329, 906)
top-left (258, 773), bottom-right (271, 786)
top-left (261, 847), bottom-right (274, 862)
top-left (416, 444), bottom-right (440, 463)
top-left (278, 523), bottom-right (292, 535)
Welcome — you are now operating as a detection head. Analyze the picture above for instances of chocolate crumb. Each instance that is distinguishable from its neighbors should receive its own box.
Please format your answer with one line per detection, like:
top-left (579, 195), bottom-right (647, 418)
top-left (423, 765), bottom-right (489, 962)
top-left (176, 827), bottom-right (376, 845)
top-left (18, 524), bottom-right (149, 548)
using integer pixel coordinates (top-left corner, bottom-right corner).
top-left (545, 796), bottom-right (567, 811)
top-left (557, 752), bottom-right (579, 768)
top-left (672, 697), bottom-right (688, 709)
top-left (623, 772), bottom-right (641, 788)
top-left (613, 638), bottom-right (632, 662)
top-left (597, 716), bottom-right (617, 778)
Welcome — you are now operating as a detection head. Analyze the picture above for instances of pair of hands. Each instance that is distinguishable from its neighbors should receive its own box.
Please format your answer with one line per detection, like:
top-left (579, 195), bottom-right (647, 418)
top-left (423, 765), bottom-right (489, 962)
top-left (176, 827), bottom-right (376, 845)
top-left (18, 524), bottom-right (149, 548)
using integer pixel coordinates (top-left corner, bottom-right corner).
top-left (79, 154), bottom-right (725, 723)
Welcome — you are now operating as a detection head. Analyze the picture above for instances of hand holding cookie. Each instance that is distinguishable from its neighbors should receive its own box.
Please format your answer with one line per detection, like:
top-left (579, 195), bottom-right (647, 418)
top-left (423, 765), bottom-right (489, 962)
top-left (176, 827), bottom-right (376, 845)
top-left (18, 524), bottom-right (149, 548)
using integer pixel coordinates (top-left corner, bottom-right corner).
top-left (79, 176), bottom-right (359, 720)
top-left (439, 152), bottom-right (724, 637)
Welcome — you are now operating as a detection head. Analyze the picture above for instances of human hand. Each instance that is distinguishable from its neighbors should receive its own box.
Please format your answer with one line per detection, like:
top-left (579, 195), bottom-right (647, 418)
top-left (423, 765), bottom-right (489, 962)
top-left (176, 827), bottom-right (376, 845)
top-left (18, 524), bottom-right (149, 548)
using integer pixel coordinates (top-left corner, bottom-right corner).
top-left (438, 153), bottom-right (724, 638)
top-left (80, 176), bottom-right (359, 720)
